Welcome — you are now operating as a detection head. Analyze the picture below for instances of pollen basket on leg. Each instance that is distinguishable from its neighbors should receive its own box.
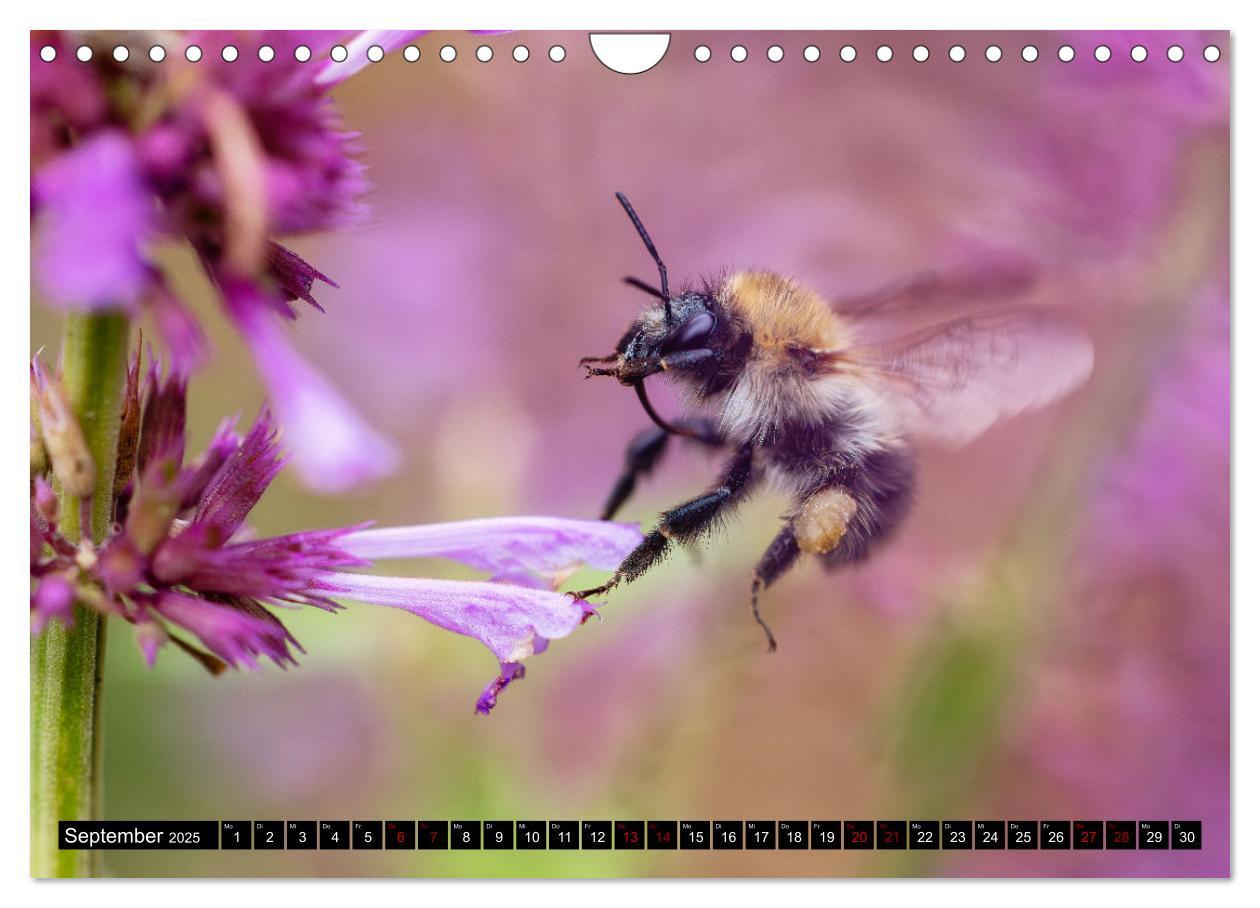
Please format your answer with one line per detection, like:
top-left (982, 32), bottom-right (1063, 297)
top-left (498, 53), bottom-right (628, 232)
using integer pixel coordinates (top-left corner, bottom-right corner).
top-left (792, 487), bottom-right (858, 555)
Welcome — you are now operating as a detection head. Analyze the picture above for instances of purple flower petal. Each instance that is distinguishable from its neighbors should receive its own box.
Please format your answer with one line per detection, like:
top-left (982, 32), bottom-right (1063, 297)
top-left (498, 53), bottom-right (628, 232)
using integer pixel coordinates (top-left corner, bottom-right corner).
top-left (232, 302), bottom-right (399, 493)
top-left (177, 418), bottom-right (242, 511)
top-left (33, 131), bottom-right (153, 309)
top-left (191, 408), bottom-right (285, 539)
top-left (150, 591), bottom-right (301, 670)
top-left (267, 243), bottom-right (337, 316)
top-left (477, 662), bottom-right (526, 715)
top-left (322, 571), bottom-right (595, 710)
top-left (149, 279), bottom-right (210, 375)
top-left (31, 574), bottom-right (76, 633)
top-left (152, 524), bottom-right (365, 609)
top-left (137, 365), bottom-right (188, 475)
top-left (338, 517), bottom-right (642, 586)
top-left (134, 614), bottom-right (169, 667)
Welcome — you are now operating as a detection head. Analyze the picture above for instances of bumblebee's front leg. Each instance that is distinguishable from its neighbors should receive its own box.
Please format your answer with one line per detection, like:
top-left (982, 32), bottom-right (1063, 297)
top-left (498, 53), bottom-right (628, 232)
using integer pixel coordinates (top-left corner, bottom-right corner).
top-left (571, 444), bottom-right (758, 600)
top-left (601, 417), bottom-right (725, 520)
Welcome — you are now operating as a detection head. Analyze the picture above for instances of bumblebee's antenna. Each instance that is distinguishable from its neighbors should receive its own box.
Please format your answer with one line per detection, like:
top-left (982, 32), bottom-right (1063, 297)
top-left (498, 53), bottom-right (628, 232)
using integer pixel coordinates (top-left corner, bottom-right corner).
top-left (615, 192), bottom-right (671, 319)
top-left (622, 275), bottom-right (668, 300)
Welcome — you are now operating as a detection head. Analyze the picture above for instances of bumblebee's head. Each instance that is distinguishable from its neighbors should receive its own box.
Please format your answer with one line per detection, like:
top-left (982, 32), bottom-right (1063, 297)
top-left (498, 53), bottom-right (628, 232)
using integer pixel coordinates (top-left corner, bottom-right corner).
top-left (599, 289), bottom-right (719, 384)
top-left (581, 193), bottom-right (724, 382)
top-left (578, 193), bottom-right (729, 439)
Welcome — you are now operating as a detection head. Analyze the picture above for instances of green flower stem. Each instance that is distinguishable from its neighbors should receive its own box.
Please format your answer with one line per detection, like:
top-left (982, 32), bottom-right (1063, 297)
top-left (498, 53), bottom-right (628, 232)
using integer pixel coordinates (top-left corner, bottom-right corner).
top-left (31, 310), bottom-right (130, 878)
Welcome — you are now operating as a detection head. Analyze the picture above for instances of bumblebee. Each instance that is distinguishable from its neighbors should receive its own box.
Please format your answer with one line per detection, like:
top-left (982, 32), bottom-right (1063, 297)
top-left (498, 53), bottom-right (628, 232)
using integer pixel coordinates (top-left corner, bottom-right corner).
top-left (574, 193), bottom-right (1093, 649)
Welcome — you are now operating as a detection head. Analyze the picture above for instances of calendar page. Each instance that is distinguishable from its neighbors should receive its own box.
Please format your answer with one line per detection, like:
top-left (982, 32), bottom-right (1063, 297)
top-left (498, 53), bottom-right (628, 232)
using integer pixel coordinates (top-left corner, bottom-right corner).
top-left (28, 28), bottom-right (1229, 880)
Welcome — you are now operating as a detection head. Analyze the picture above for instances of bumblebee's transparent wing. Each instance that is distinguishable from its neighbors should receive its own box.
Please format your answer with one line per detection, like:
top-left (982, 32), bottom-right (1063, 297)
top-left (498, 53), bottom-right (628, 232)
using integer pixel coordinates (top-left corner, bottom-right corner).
top-left (832, 253), bottom-right (1039, 339)
top-left (826, 306), bottom-right (1093, 446)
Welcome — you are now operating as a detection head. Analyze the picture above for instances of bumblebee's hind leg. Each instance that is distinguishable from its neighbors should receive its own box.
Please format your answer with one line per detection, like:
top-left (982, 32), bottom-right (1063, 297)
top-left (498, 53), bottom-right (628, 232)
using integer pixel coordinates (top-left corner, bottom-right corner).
top-left (600, 417), bottom-right (724, 520)
top-left (806, 446), bottom-right (917, 569)
top-left (750, 526), bottom-right (801, 652)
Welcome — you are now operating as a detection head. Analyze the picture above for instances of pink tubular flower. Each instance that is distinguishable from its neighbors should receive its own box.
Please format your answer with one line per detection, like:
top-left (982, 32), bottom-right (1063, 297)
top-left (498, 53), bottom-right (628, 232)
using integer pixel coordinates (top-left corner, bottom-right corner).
top-left (30, 30), bottom-right (419, 491)
top-left (30, 356), bottom-right (641, 712)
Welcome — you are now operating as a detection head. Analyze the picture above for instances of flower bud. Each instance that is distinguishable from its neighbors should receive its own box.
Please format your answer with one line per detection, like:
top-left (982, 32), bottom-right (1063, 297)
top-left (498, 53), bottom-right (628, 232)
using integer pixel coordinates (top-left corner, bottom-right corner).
top-left (31, 358), bottom-right (95, 499)
top-left (113, 345), bottom-right (142, 498)
top-left (124, 459), bottom-right (181, 554)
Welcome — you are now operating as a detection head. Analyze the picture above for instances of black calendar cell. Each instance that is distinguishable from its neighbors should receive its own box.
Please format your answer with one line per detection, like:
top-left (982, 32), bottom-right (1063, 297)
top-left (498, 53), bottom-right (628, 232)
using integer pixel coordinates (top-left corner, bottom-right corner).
top-left (385, 820), bottom-right (415, 850)
top-left (713, 821), bottom-right (743, 850)
top-left (1007, 821), bottom-right (1036, 850)
top-left (1040, 820), bottom-right (1070, 850)
top-left (647, 821), bottom-right (678, 850)
top-left (417, 820), bottom-right (448, 850)
top-left (1139, 821), bottom-right (1169, 850)
top-left (582, 820), bottom-right (611, 850)
top-left (909, 821), bottom-right (940, 850)
top-left (746, 820), bottom-right (775, 850)
top-left (549, 821), bottom-right (579, 850)
top-left (516, 821), bottom-right (546, 850)
top-left (254, 821), bottom-right (284, 850)
top-left (319, 821), bottom-right (349, 850)
top-left (942, 821), bottom-right (973, 850)
top-left (615, 820), bottom-right (645, 849)
top-left (483, 821), bottom-right (512, 850)
top-left (221, 821), bottom-right (250, 850)
top-left (680, 820), bottom-right (710, 849)
top-left (1106, 821), bottom-right (1136, 850)
top-left (1073, 820), bottom-right (1103, 850)
top-left (286, 821), bottom-right (316, 850)
top-left (877, 820), bottom-right (907, 849)
top-left (777, 821), bottom-right (808, 850)
top-left (1172, 821), bottom-right (1202, 850)
top-left (450, 821), bottom-right (480, 850)
top-left (810, 821), bottom-right (842, 850)
top-left (844, 820), bottom-right (874, 850)
top-left (352, 821), bottom-right (382, 849)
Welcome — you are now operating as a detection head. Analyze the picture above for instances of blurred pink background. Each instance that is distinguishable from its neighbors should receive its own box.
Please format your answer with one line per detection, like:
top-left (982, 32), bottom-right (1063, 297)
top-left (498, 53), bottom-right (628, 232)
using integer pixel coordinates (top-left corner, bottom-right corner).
top-left (31, 29), bottom-right (1230, 877)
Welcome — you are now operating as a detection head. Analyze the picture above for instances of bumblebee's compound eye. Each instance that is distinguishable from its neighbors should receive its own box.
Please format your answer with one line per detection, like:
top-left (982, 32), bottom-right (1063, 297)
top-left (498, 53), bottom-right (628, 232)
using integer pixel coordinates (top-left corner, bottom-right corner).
top-left (663, 311), bottom-right (715, 353)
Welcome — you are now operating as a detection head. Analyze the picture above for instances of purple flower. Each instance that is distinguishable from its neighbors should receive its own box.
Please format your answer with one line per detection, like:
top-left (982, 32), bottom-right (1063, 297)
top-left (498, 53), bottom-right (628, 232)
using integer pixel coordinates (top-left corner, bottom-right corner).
top-left (30, 30), bottom-right (419, 491)
top-left (30, 358), bottom-right (640, 711)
